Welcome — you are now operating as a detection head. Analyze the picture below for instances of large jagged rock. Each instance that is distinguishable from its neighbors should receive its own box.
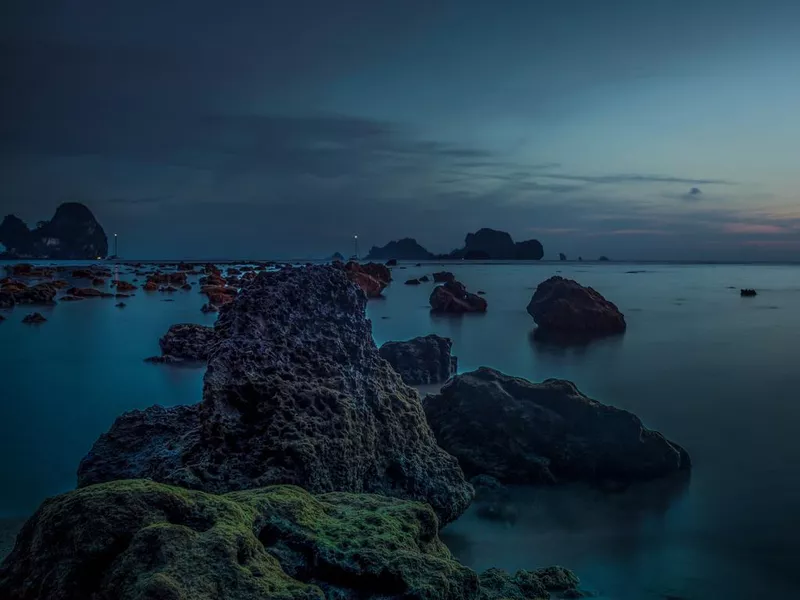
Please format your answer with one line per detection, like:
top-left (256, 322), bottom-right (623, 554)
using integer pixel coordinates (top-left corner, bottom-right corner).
top-left (145, 323), bottom-right (217, 364)
top-left (430, 280), bottom-right (487, 313)
top-left (514, 239), bottom-right (544, 260)
top-left (366, 238), bottom-right (434, 261)
top-left (0, 203), bottom-right (108, 259)
top-left (379, 334), bottom-right (457, 385)
top-left (527, 276), bottom-right (626, 335)
top-left (78, 266), bottom-right (472, 525)
top-left (0, 480), bottom-right (581, 600)
top-left (424, 367), bottom-right (691, 485)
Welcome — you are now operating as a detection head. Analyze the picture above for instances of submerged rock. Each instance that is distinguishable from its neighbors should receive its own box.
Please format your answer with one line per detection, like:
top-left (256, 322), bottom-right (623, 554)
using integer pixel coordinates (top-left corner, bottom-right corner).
top-left (430, 280), bottom-right (487, 313)
top-left (22, 312), bottom-right (46, 324)
top-left (379, 334), bottom-right (457, 385)
top-left (2, 282), bottom-right (57, 306)
top-left (432, 271), bottom-right (455, 283)
top-left (78, 266), bottom-right (472, 525)
top-left (113, 280), bottom-right (137, 292)
top-left (741, 288), bottom-right (757, 297)
top-left (405, 278), bottom-right (421, 285)
top-left (424, 367), bottom-right (690, 485)
top-left (527, 276), bottom-right (626, 334)
top-left (65, 287), bottom-right (113, 299)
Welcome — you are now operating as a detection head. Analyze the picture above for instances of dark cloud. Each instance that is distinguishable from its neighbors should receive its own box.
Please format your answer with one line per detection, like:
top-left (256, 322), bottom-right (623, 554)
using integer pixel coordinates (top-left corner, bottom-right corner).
top-left (539, 173), bottom-right (734, 185)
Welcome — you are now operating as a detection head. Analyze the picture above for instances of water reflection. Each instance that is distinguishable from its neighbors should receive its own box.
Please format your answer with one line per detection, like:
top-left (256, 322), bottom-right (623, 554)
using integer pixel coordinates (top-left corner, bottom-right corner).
top-left (528, 327), bottom-right (625, 354)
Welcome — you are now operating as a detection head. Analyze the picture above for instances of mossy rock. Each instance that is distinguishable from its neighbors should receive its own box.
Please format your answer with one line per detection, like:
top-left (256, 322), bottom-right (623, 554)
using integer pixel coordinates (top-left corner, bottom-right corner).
top-left (0, 481), bottom-right (581, 600)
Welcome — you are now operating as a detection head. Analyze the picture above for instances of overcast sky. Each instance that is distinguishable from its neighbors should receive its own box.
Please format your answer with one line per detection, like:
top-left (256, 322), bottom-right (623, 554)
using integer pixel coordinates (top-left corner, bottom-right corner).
top-left (2, 0), bottom-right (800, 260)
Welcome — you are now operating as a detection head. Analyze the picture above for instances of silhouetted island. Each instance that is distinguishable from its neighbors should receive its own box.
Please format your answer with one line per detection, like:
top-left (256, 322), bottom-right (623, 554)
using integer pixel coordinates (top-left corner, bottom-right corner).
top-left (0, 202), bottom-right (108, 260)
top-left (367, 228), bottom-right (544, 261)
top-left (365, 238), bottom-right (434, 260)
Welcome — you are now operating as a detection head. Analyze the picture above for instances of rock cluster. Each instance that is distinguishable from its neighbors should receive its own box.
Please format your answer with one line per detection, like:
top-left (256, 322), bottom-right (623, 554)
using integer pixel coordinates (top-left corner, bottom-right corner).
top-left (424, 367), bottom-right (691, 485)
top-left (78, 266), bottom-right (472, 525)
top-left (379, 334), bottom-right (458, 385)
top-left (145, 323), bottom-right (216, 364)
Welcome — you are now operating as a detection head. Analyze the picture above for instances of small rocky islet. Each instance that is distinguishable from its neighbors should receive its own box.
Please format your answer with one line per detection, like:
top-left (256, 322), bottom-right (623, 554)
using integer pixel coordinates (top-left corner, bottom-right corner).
top-left (0, 261), bottom-right (691, 599)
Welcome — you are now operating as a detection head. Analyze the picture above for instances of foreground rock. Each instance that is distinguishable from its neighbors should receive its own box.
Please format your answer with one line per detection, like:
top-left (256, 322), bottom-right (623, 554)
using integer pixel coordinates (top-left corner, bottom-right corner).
top-left (424, 367), bottom-right (691, 485)
top-left (430, 280), bottom-right (487, 313)
top-left (145, 323), bottom-right (217, 364)
top-left (0, 202), bottom-right (108, 260)
top-left (527, 276), bottom-right (626, 335)
top-left (78, 266), bottom-right (472, 525)
top-left (343, 261), bottom-right (391, 297)
top-left (379, 334), bottom-right (457, 385)
top-left (0, 480), bottom-right (581, 600)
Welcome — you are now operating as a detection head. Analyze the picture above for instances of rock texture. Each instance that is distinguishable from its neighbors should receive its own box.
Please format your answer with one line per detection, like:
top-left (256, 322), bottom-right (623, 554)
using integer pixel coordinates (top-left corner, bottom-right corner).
top-left (0, 480), bottom-right (581, 600)
top-left (430, 280), bottom-right (487, 313)
top-left (146, 323), bottom-right (217, 363)
top-left (432, 271), bottom-right (455, 283)
top-left (424, 367), bottom-right (691, 485)
top-left (379, 335), bottom-right (458, 385)
top-left (343, 261), bottom-right (391, 298)
top-left (366, 238), bottom-right (434, 261)
top-left (0, 282), bottom-right (57, 307)
top-left (527, 276), bottom-right (626, 335)
top-left (0, 203), bottom-right (108, 259)
top-left (78, 266), bottom-right (472, 525)
top-left (22, 312), bottom-right (47, 324)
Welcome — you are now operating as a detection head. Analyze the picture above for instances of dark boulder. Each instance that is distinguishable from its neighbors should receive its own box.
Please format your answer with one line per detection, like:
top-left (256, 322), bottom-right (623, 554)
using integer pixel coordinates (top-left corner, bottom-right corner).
top-left (430, 280), bottom-right (487, 313)
top-left (386, 258), bottom-right (398, 266)
top-left (559, 253), bottom-right (567, 261)
top-left (419, 274), bottom-right (430, 282)
top-left (22, 312), bottom-right (46, 324)
top-left (65, 287), bottom-right (113, 299)
top-left (424, 367), bottom-right (691, 485)
top-left (405, 278), bottom-right (421, 285)
top-left (379, 334), bottom-right (457, 385)
top-left (6, 282), bottom-right (57, 305)
top-left (113, 280), bottom-right (137, 292)
top-left (432, 271), bottom-right (455, 283)
top-left (78, 266), bottom-right (473, 525)
top-left (527, 276), bottom-right (626, 334)
top-left (741, 288), bottom-right (757, 297)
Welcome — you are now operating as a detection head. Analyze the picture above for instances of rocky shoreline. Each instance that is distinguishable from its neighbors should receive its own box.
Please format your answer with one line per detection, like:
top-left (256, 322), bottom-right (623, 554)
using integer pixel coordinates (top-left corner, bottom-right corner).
top-left (0, 261), bottom-right (692, 599)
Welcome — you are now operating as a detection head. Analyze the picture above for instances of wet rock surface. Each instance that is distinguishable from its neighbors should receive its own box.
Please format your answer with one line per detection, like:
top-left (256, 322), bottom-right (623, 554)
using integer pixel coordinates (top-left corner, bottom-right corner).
top-left (0, 480), bottom-right (582, 600)
top-left (145, 323), bottom-right (217, 364)
top-left (527, 276), bottom-right (626, 335)
top-left (424, 367), bottom-right (690, 485)
top-left (430, 280), bottom-right (487, 313)
top-left (379, 334), bottom-right (457, 385)
top-left (78, 266), bottom-right (472, 525)
top-left (343, 261), bottom-right (391, 297)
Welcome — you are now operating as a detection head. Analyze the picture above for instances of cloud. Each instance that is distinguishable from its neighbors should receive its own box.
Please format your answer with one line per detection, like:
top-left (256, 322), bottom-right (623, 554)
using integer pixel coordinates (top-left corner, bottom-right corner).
top-left (540, 173), bottom-right (734, 185)
top-left (721, 223), bottom-right (789, 235)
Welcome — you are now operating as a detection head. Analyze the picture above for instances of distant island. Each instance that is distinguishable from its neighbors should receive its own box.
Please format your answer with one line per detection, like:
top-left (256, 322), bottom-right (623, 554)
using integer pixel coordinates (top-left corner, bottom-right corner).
top-left (0, 202), bottom-right (108, 260)
top-left (329, 252), bottom-right (345, 261)
top-left (366, 228), bottom-right (544, 261)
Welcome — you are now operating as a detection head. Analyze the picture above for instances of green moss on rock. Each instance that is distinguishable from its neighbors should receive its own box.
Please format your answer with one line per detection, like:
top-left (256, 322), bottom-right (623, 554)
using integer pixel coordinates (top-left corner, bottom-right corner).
top-left (0, 481), bottom-right (582, 600)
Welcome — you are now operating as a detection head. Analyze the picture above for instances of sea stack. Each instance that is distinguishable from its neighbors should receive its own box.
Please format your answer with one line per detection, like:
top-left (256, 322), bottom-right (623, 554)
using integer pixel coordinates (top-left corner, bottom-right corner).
top-left (78, 266), bottom-right (472, 525)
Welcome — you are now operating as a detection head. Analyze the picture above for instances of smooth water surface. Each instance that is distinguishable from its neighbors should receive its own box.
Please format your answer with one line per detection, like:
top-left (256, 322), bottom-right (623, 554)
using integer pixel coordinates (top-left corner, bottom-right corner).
top-left (2, 261), bottom-right (800, 598)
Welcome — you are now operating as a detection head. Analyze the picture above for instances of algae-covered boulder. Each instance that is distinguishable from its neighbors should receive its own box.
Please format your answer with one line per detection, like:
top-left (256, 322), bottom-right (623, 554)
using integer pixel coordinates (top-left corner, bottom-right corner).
top-left (79, 266), bottom-right (472, 525)
top-left (0, 480), bottom-right (582, 600)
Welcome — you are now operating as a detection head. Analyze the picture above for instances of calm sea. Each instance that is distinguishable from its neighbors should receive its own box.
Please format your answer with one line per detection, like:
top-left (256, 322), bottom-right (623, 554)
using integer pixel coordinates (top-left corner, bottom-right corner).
top-left (2, 260), bottom-right (799, 599)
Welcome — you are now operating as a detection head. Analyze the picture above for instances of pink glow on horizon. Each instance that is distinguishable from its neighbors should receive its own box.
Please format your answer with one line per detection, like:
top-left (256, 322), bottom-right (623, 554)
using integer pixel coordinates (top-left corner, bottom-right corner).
top-left (722, 223), bottom-right (788, 235)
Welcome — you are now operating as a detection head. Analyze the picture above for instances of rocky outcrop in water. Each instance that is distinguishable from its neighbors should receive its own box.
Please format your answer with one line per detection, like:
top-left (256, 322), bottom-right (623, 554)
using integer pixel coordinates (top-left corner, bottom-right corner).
top-left (379, 334), bottom-right (457, 385)
top-left (21, 312), bottom-right (47, 324)
top-left (0, 203), bottom-right (108, 259)
top-left (0, 479), bottom-right (582, 600)
top-left (366, 238), bottom-right (435, 261)
top-left (343, 261), bottom-right (391, 298)
top-left (65, 287), bottom-right (113, 299)
top-left (0, 282), bottom-right (57, 308)
top-left (145, 323), bottom-right (216, 364)
top-left (424, 367), bottom-right (690, 485)
top-left (78, 266), bottom-right (472, 525)
top-left (527, 276), bottom-right (626, 335)
top-left (430, 280), bottom-right (487, 313)
top-left (432, 271), bottom-right (455, 283)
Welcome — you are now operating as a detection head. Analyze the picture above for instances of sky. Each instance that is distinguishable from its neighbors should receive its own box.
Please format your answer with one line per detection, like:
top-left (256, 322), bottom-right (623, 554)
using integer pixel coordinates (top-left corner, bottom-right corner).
top-left (2, 0), bottom-right (800, 260)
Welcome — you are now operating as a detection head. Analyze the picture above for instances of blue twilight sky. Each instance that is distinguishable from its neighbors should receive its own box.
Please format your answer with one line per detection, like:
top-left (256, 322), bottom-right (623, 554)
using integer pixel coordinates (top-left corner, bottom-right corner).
top-left (2, 0), bottom-right (800, 260)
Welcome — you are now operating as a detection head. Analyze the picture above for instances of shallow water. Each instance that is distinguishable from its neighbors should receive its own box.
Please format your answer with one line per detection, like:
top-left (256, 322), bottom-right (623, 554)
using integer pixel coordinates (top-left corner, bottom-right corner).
top-left (2, 261), bottom-right (800, 598)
